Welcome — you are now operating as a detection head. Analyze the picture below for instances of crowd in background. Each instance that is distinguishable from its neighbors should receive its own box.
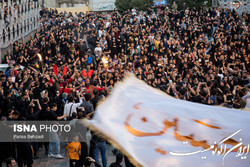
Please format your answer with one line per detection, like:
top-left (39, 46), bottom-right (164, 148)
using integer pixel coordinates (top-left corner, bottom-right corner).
top-left (0, 2), bottom-right (250, 167)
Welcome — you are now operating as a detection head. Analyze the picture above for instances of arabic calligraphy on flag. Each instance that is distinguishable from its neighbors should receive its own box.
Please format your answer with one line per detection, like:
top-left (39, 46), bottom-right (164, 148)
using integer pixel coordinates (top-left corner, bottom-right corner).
top-left (86, 75), bottom-right (250, 167)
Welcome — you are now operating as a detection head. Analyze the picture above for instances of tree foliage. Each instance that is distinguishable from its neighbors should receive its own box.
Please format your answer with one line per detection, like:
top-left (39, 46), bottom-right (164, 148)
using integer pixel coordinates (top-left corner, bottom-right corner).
top-left (115, 0), bottom-right (132, 12)
top-left (115, 0), bottom-right (153, 12)
top-left (115, 0), bottom-right (211, 12)
top-left (173, 0), bottom-right (212, 9)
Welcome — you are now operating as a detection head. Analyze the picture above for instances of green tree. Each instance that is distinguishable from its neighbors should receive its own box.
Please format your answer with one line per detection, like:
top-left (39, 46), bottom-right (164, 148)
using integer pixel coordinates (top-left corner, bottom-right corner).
top-left (115, 0), bottom-right (131, 12)
top-left (115, 0), bottom-right (153, 12)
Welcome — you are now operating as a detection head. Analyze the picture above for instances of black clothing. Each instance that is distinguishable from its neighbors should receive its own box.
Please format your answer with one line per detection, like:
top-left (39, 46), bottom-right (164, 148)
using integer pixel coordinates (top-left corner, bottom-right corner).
top-left (109, 162), bottom-right (123, 167)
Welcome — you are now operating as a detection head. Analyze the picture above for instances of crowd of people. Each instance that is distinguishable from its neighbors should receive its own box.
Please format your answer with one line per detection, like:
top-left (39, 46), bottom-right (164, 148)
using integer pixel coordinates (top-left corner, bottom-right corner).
top-left (0, 2), bottom-right (250, 167)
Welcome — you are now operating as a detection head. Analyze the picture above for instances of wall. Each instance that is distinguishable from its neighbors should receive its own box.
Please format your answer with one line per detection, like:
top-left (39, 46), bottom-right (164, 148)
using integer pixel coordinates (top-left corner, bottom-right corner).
top-left (42, 0), bottom-right (88, 8)
top-left (89, 0), bottom-right (115, 11)
top-left (56, 6), bottom-right (89, 13)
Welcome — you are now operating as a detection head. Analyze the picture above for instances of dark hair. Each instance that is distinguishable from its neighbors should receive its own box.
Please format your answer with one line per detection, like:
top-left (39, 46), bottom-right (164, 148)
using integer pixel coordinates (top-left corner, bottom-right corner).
top-left (6, 157), bottom-right (15, 166)
top-left (211, 88), bottom-right (217, 95)
top-left (179, 88), bottom-right (186, 95)
top-left (200, 90), bottom-right (207, 97)
top-left (67, 94), bottom-right (74, 102)
top-left (85, 93), bottom-right (91, 101)
top-left (116, 153), bottom-right (124, 164)
top-left (93, 89), bottom-right (99, 95)
top-left (100, 90), bottom-right (106, 96)
top-left (12, 110), bottom-right (20, 116)
top-left (72, 112), bottom-right (77, 119)
top-left (176, 85), bottom-right (181, 92)
top-left (50, 102), bottom-right (57, 109)
top-left (44, 97), bottom-right (49, 103)
top-left (227, 95), bottom-right (233, 101)
top-left (35, 81), bottom-right (40, 87)
top-left (216, 95), bottom-right (224, 105)
top-left (27, 105), bottom-right (33, 113)
top-left (238, 91), bottom-right (245, 98)
top-left (92, 80), bottom-right (98, 86)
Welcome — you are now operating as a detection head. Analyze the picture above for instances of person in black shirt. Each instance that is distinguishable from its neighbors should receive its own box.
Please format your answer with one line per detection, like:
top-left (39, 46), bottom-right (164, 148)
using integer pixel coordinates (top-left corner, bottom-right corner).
top-left (47, 102), bottom-right (68, 121)
top-left (33, 81), bottom-right (41, 100)
top-left (91, 89), bottom-right (103, 111)
top-left (80, 93), bottom-right (94, 116)
top-left (124, 156), bottom-right (135, 167)
top-left (16, 142), bottom-right (33, 167)
top-left (6, 158), bottom-right (16, 167)
top-left (7, 110), bottom-right (20, 120)
top-left (109, 153), bottom-right (123, 167)
top-left (25, 99), bottom-right (41, 120)
top-left (47, 103), bottom-right (68, 159)
top-left (111, 42), bottom-right (118, 59)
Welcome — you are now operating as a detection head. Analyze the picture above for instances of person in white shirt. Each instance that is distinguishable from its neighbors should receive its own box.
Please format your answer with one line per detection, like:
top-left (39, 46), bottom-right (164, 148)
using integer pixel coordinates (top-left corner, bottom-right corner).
top-left (94, 43), bottom-right (102, 57)
top-left (132, 7), bottom-right (137, 15)
top-left (63, 94), bottom-right (82, 120)
top-left (242, 88), bottom-right (250, 109)
top-left (105, 21), bottom-right (110, 28)
top-left (98, 29), bottom-right (103, 38)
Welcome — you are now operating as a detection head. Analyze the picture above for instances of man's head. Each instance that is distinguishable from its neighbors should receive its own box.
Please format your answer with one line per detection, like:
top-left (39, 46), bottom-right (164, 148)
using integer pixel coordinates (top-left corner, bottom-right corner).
top-left (9, 110), bottom-right (20, 120)
top-left (50, 103), bottom-right (57, 111)
top-left (93, 89), bottom-right (99, 96)
top-left (59, 76), bottom-right (64, 83)
top-left (85, 93), bottom-right (91, 102)
top-left (72, 134), bottom-right (79, 142)
top-left (7, 77), bottom-right (12, 83)
top-left (115, 153), bottom-right (124, 164)
top-left (43, 97), bottom-right (49, 104)
top-left (85, 78), bottom-right (90, 87)
top-left (35, 81), bottom-right (40, 87)
top-left (67, 94), bottom-right (74, 102)
top-left (7, 158), bottom-right (16, 167)
top-left (71, 112), bottom-right (77, 119)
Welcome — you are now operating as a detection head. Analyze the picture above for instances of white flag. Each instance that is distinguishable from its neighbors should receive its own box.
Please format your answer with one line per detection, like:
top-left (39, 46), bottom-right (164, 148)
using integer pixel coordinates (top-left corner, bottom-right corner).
top-left (86, 75), bottom-right (250, 167)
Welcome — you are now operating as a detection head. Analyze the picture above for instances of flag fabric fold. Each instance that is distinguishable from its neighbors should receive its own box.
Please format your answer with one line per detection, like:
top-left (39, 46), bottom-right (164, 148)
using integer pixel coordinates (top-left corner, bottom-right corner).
top-left (63, 65), bottom-right (67, 76)
top-left (86, 75), bottom-right (250, 167)
top-left (82, 70), bottom-right (87, 77)
top-left (53, 64), bottom-right (58, 75)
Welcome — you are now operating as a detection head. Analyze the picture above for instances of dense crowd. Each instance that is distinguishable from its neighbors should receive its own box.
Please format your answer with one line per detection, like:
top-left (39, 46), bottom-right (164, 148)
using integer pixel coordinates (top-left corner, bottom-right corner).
top-left (0, 2), bottom-right (250, 167)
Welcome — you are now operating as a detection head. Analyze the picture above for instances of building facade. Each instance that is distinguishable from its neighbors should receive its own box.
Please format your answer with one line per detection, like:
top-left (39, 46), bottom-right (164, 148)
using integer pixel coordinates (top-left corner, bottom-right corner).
top-left (0, 0), bottom-right (40, 57)
top-left (40, 0), bottom-right (88, 8)
top-left (89, 0), bottom-right (115, 11)
top-left (216, 0), bottom-right (250, 15)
